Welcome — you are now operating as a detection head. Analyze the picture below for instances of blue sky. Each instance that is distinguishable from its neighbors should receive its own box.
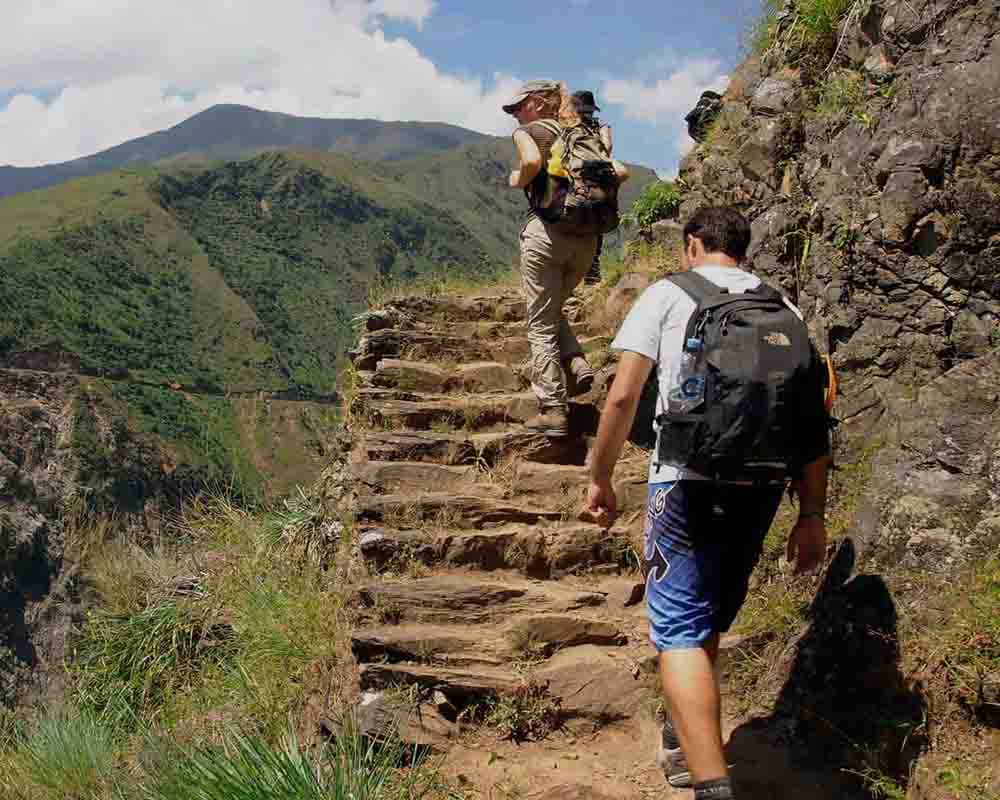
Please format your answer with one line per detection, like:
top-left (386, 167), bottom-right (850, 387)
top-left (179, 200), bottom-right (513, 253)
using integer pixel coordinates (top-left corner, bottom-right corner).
top-left (1, 0), bottom-right (762, 173)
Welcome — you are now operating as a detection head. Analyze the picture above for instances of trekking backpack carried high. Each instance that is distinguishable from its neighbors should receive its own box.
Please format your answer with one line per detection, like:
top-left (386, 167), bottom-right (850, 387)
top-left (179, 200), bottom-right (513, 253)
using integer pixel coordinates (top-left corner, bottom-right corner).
top-left (530, 120), bottom-right (620, 236)
top-left (628, 271), bottom-right (830, 483)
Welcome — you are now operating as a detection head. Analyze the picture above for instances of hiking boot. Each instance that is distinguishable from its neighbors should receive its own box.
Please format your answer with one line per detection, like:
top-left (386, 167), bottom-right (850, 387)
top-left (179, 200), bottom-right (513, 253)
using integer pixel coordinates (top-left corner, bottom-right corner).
top-left (524, 407), bottom-right (570, 437)
top-left (564, 356), bottom-right (595, 398)
top-left (656, 720), bottom-right (692, 788)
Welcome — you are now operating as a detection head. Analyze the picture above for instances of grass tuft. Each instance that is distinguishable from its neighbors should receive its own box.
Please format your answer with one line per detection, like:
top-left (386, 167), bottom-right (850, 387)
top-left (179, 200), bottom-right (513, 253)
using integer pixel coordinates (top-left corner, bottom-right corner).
top-left (73, 600), bottom-right (235, 732)
top-left (487, 682), bottom-right (562, 743)
top-left (1, 714), bottom-right (122, 800)
top-left (144, 724), bottom-right (443, 800)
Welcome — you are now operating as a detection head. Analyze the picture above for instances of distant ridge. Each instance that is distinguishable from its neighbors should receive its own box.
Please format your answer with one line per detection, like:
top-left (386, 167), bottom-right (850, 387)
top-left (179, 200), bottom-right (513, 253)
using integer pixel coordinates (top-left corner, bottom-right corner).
top-left (0, 104), bottom-right (493, 198)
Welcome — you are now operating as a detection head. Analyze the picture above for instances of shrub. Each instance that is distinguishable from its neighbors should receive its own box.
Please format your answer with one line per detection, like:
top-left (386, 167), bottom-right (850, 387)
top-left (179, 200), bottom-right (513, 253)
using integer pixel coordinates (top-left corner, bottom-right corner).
top-left (622, 181), bottom-right (682, 230)
top-left (487, 681), bottom-right (562, 742)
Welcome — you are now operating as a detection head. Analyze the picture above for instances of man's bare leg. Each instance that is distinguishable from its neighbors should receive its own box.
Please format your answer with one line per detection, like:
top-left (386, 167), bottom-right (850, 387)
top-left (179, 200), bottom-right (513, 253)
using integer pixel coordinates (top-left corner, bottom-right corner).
top-left (659, 633), bottom-right (727, 783)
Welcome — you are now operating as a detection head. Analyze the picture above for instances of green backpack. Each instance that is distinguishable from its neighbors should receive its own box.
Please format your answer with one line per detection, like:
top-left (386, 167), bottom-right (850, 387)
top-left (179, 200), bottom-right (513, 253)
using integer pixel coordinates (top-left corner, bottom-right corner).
top-left (532, 120), bottom-right (621, 236)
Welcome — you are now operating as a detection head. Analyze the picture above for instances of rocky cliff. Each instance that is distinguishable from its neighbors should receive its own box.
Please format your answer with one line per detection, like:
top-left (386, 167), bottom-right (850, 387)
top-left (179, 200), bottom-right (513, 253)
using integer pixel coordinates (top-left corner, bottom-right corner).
top-left (674, 2), bottom-right (999, 795)
top-left (680, 0), bottom-right (999, 446)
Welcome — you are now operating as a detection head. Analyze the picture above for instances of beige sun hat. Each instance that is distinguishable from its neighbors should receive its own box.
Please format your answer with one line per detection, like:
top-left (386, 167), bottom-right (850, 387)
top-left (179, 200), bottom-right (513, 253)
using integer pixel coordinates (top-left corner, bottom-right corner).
top-left (502, 79), bottom-right (561, 113)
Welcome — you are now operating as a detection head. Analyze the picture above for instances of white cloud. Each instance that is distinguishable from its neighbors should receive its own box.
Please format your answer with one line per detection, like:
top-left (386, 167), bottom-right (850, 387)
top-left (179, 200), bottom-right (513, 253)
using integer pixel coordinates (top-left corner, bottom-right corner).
top-left (0, 0), bottom-right (520, 166)
top-left (600, 56), bottom-right (729, 171)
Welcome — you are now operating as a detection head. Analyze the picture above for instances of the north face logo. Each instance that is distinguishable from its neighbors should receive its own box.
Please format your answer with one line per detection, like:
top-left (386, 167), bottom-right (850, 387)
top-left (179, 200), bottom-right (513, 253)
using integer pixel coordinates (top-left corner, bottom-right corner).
top-left (763, 331), bottom-right (792, 347)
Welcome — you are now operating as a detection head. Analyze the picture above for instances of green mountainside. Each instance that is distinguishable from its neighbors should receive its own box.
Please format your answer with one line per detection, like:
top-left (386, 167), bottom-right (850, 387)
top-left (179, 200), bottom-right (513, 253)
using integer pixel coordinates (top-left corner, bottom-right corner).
top-left (0, 105), bottom-right (492, 199)
top-left (0, 138), bottom-right (658, 500)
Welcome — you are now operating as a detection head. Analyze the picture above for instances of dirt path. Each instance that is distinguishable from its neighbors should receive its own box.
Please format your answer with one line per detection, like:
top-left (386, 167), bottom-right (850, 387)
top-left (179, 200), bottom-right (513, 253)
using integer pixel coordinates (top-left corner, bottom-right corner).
top-left (343, 290), bottom-right (862, 799)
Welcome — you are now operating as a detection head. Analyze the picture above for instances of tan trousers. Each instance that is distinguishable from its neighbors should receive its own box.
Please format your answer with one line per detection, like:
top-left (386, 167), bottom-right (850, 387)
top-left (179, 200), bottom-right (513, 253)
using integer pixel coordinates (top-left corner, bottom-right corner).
top-left (519, 217), bottom-right (598, 410)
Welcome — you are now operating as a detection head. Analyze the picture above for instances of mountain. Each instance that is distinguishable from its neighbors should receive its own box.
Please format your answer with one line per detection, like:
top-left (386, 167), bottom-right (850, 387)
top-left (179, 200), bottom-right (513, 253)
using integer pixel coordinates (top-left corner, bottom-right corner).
top-left (0, 137), bottom-right (658, 503)
top-left (0, 104), bottom-right (493, 199)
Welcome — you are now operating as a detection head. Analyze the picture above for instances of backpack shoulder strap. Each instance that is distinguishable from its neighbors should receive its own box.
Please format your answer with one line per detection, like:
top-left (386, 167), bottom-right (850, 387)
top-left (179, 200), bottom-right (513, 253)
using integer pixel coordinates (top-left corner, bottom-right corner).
top-left (530, 119), bottom-right (562, 138)
top-left (666, 271), bottom-right (728, 304)
top-left (748, 281), bottom-right (786, 302)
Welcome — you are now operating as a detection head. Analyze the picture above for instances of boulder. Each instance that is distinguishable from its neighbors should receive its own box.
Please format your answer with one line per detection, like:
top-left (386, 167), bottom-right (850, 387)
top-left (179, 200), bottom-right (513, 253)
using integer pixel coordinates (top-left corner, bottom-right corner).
top-left (874, 137), bottom-right (943, 187)
top-left (880, 170), bottom-right (931, 244)
top-left (751, 75), bottom-right (800, 115)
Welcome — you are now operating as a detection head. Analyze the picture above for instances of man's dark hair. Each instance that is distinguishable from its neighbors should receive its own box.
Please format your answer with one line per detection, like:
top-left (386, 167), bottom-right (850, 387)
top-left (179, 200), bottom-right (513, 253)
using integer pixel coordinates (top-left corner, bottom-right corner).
top-left (683, 206), bottom-right (751, 262)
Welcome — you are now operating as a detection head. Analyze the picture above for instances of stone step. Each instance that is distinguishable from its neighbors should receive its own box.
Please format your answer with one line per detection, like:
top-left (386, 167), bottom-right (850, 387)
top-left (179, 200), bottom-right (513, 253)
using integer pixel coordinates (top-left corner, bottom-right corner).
top-left (350, 460), bottom-right (589, 502)
top-left (349, 461), bottom-right (475, 495)
top-left (355, 492), bottom-right (565, 530)
top-left (350, 329), bottom-right (479, 371)
top-left (359, 662), bottom-right (519, 701)
top-left (352, 624), bottom-right (504, 667)
top-left (356, 430), bottom-right (589, 467)
top-left (381, 294), bottom-right (524, 325)
top-left (358, 645), bottom-right (647, 725)
top-left (349, 389), bottom-right (536, 431)
top-left (351, 328), bottom-right (530, 370)
top-left (535, 645), bottom-right (648, 725)
top-left (352, 616), bottom-right (627, 666)
top-left (359, 523), bottom-right (627, 578)
top-left (357, 575), bottom-right (607, 626)
top-left (371, 359), bottom-right (525, 394)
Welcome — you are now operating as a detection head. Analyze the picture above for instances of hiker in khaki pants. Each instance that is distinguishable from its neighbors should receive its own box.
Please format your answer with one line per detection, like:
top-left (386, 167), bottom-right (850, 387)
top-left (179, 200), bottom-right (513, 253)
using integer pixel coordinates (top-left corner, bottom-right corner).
top-left (503, 80), bottom-right (597, 437)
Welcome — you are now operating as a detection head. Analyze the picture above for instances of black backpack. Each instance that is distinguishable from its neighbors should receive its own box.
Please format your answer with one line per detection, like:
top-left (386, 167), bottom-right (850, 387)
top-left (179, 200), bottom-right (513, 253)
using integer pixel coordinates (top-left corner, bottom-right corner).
top-left (628, 271), bottom-right (829, 483)
top-left (685, 91), bottom-right (723, 143)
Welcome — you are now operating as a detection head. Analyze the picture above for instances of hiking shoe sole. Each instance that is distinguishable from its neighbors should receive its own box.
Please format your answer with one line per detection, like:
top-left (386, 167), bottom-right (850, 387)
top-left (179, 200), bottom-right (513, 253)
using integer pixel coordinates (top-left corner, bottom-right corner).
top-left (657, 733), bottom-right (692, 789)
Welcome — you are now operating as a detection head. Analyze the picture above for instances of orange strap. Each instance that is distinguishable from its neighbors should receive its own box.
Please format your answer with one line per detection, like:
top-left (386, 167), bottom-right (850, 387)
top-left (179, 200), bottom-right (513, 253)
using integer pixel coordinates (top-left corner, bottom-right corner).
top-left (823, 355), bottom-right (838, 413)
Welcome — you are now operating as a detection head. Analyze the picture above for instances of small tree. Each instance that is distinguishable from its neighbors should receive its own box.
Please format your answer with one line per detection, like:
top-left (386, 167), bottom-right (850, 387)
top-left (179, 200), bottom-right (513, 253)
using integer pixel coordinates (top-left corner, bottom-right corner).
top-left (622, 180), bottom-right (682, 230)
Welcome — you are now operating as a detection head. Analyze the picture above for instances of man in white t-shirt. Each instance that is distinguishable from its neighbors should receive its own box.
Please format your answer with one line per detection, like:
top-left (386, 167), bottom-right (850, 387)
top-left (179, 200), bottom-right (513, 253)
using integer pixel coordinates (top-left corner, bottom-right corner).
top-left (583, 207), bottom-right (830, 800)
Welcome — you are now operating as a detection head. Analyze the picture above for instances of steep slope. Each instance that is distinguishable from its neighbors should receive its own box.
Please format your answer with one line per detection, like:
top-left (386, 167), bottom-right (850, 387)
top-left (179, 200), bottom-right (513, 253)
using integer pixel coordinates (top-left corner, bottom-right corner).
top-left (0, 104), bottom-right (491, 199)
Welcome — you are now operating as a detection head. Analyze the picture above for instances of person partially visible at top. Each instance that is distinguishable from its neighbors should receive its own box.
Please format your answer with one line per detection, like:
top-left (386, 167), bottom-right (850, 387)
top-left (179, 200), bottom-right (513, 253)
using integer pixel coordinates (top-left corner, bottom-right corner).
top-left (504, 80), bottom-right (598, 437)
top-left (571, 90), bottom-right (613, 285)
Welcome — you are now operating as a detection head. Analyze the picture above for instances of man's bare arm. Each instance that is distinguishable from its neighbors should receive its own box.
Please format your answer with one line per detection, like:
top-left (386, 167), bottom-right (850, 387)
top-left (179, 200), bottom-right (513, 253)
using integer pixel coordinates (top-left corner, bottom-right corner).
top-left (589, 351), bottom-right (654, 483)
top-left (797, 456), bottom-right (830, 518)
top-left (786, 455), bottom-right (830, 574)
top-left (510, 130), bottom-right (542, 188)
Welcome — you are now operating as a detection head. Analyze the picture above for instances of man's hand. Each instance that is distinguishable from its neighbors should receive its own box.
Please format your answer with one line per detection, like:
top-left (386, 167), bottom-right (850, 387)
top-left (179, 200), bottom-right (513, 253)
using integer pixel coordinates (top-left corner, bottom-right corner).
top-left (509, 170), bottom-right (521, 188)
top-left (786, 515), bottom-right (827, 574)
top-left (583, 478), bottom-right (618, 529)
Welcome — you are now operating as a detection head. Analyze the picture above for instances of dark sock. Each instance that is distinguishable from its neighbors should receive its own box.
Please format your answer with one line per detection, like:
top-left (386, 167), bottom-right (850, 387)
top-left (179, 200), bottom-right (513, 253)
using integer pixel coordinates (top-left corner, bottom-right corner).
top-left (694, 777), bottom-right (734, 799)
top-left (661, 716), bottom-right (681, 750)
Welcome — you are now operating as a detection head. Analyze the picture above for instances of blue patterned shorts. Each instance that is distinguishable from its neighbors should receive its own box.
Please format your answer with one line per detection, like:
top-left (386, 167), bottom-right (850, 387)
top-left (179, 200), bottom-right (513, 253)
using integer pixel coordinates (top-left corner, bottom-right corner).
top-left (644, 481), bottom-right (784, 651)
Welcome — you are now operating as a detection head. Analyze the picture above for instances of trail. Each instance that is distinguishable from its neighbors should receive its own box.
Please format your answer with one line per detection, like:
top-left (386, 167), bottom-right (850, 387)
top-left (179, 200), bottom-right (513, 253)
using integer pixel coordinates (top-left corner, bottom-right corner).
top-left (344, 289), bottom-right (861, 799)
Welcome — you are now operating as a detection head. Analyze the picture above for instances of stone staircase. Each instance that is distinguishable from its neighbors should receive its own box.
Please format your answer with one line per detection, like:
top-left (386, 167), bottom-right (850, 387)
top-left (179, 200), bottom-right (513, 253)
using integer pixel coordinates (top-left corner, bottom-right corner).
top-left (341, 288), bottom-right (862, 799)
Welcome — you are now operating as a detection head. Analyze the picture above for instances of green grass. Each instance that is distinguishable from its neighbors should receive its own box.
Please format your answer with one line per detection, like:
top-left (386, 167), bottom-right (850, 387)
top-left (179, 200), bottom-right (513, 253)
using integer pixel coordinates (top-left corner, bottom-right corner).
top-left (145, 725), bottom-right (446, 800)
top-left (816, 71), bottom-right (865, 116)
top-left (73, 600), bottom-right (236, 733)
top-left (750, 0), bottom-right (868, 74)
top-left (1, 714), bottom-right (123, 800)
top-left (943, 558), bottom-right (1000, 716)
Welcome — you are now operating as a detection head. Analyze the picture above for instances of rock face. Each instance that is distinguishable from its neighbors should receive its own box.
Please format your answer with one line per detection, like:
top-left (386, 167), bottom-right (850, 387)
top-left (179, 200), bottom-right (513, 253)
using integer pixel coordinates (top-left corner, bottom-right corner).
top-left (858, 350), bottom-right (1000, 571)
top-left (679, 0), bottom-right (1000, 440)
top-left (0, 371), bottom-right (74, 710)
